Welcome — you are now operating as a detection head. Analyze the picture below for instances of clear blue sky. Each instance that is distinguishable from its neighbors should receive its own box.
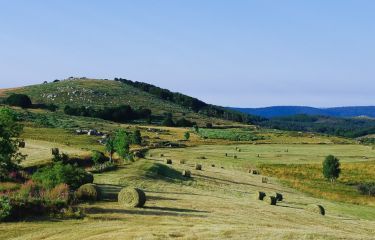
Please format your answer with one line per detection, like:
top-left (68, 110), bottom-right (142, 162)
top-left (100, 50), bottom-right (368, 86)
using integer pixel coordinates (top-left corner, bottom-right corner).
top-left (0, 0), bottom-right (374, 107)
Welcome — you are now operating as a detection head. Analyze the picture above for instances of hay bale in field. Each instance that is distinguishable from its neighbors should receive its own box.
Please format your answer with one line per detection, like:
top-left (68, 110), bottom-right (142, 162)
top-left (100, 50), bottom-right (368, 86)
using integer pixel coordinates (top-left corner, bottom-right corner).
top-left (267, 196), bottom-right (277, 205)
top-left (179, 159), bottom-right (186, 164)
top-left (165, 159), bottom-right (172, 164)
top-left (262, 177), bottom-right (268, 183)
top-left (182, 170), bottom-right (191, 177)
top-left (75, 183), bottom-right (100, 201)
top-left (118, 187), bottom-right (146, 208)
top-left (252, 169), bottom-right (260, 175)
top-left (18, 141), bottom-right (25, 148)
top-left (221, 166), bottom-right (224, 169)
top-left (257, 191), bottom-right (266, 200)
top-left (308, 204), bottom-right (325, 216)
top-left (211, 164), bottom-right (215, 167)
top-left (195, 163), bottom-right (202, 170)
top-left (275, 192), bottom-right (283, 201)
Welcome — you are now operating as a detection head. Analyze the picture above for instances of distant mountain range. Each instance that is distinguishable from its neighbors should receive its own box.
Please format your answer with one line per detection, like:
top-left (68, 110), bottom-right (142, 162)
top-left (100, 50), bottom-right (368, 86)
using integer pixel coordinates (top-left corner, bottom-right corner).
top-left (231, 106), bottom-right (375, 118)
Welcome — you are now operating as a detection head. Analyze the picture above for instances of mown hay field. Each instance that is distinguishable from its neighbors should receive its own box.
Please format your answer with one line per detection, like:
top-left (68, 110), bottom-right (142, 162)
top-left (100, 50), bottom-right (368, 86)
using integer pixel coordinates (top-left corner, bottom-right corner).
top-left (1, 159), bottom-right (374, 239)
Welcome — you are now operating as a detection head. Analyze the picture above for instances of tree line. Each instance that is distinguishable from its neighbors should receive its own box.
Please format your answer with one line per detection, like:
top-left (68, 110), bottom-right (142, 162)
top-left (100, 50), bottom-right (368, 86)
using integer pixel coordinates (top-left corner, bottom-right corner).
top-left (64, 105), bottom-right (152, 123)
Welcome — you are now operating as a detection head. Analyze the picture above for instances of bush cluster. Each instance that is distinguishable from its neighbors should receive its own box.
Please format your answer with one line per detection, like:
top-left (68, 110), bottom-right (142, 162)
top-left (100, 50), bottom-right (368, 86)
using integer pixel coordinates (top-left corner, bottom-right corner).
top-left (32, 162), bottom-right (93, 189)
top-left (4, 94), bottom-right (32, 108)
top-left (357, 183), bottom-right (375, 196)
top-left (64, 105), bottom-right (151, 123)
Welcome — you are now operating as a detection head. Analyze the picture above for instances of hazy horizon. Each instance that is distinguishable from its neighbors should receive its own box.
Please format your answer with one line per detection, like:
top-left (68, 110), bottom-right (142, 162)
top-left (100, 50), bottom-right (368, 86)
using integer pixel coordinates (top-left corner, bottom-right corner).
top-left (1, 0), bottom-right (374, 108)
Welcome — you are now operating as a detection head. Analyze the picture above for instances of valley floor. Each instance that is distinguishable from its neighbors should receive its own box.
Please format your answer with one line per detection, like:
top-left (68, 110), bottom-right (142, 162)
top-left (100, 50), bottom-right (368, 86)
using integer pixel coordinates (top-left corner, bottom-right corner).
top-left (1, 157), bottom-right (374, 240)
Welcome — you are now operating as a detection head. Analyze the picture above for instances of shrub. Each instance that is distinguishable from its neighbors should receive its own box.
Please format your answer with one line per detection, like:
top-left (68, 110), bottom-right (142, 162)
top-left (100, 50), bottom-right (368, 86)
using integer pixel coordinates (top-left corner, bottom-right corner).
top-left (118, 187), bottom-right (146, 208)
top-left (91, 150), bottom-right (107, 165)
top-left (357, 183), bottom-right (375, 196)
top-left (5, 94), bottom-right (32, 108)
top-left (45, 184), bottom-right (70, 202)
top-left (161, 113), bottom-right (175, 127)
top-left (184, 132), bottom-right (190, 140)
top-left (0, 196), bottom-right (12, 221)
top-left (32, 162), bottom-right (92, 189)
top-left (175, 118), bottom-right (195, 127)
top-left (17, 180), bottom-right (42, 199)
top-left (165, 159), bottom-right (172, 164)
top-left (75, 184), bottom-right (100, 201)
top-left (132, 130), bottom-right (142, 145)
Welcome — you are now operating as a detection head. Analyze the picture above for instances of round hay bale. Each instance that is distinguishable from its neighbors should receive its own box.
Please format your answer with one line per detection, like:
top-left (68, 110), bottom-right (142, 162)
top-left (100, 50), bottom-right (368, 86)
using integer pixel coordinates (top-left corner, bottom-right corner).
top-left (195, 163), bottom-right (202, 170)
top-left (118, 187), bottom-right (146, 208)
top-left (51, 148), bottom-right (59, 156)
top-left (267, 196), bottom-right (277, 205)
top-left (179, 159), bottom-right (186, 164)
top-left (262, 177), bottom-right (268, 183)
top-left (182, 170), bottom-right (191, 177)
top-left (18, 141), bottom-right (25, 148)
top-left (252, 169), bottom-right (260, 175)
top-left (308, 204), bottom-right (325, 216)
top-left (257, 191), bottom-right (266, 200)
top-left (165, 159), bottom-right (172, 164)
top-left (75, 183), bottom-right (100, 201)
top-left (275, 192), bottom-right (283, 201)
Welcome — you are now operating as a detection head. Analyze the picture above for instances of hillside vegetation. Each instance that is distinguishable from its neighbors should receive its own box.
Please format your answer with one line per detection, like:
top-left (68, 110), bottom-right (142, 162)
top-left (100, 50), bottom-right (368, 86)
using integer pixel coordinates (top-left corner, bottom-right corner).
top-left (0, 78), bottom-right (255, 126)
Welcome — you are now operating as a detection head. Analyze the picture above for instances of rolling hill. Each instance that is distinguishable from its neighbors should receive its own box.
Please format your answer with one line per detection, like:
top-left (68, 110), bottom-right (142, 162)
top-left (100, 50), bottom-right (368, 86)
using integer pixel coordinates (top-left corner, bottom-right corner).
top-left (232, 106), bottom-right (375, 118)
top-left (0, 78), bottom-right (257, 125)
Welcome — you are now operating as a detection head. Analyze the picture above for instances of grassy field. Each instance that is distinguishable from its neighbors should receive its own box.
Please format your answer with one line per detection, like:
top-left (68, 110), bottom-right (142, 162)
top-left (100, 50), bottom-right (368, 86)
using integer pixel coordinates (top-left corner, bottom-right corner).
top-left (1, 159), bottom-right (374, 239)
top-left (1, 113), bottom-right (375, 239)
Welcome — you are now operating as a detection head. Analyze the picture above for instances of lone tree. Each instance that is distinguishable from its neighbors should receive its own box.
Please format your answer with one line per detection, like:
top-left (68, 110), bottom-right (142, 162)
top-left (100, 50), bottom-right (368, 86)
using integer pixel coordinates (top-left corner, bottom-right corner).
top-left (114, 130), bottom-right (131, 161)
top-left (5, 94), bottom-right (32, 108)
top-left (0, 108), bottom-right (25, 180)
top-left (184, 131), bottom-right (190, 140)
top-left (323, 155), bottom-right (341, 182)
top-left (105, 136), bottom-right (115, 162)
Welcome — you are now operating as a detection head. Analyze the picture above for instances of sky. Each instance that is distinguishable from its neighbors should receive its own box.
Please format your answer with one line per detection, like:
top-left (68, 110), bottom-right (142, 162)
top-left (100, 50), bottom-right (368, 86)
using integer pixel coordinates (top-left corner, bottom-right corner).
top-left (0, 0), bottom-right (374, 107)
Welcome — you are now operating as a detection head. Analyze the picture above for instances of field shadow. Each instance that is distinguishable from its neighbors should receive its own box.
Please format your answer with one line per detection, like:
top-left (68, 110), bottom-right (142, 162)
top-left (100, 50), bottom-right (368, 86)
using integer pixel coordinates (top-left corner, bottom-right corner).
top-left (97, 184), bottom-right (122, 200)
top-left (146, 190), bottom-right (227, 199)
top-left (147, 195), bottom-right (180, 201)
top-left (143, 206), bottom-right (210, 213)
top-left (84, 206), bottom-right (208, 218)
